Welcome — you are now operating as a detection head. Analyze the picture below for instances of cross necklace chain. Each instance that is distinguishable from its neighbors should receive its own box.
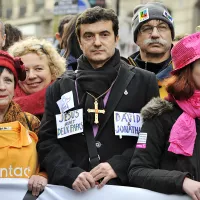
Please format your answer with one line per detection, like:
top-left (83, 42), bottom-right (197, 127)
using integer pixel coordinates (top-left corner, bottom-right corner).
top-left (86, 86), bottom-right (112, 125)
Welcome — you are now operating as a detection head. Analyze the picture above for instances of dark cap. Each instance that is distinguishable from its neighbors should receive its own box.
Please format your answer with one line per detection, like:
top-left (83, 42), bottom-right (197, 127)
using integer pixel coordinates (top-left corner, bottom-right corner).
top-left (132, 2), bottom-right (175, 42)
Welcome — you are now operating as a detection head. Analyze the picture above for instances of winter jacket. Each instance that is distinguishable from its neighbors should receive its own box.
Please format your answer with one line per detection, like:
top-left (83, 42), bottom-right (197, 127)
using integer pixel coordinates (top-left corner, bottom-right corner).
top-left (37, 60), bottom-right (159, 189)
top-left (127, 52), bottom-right (173, 98)
top-left (128, 97), bottom-right (200, 194)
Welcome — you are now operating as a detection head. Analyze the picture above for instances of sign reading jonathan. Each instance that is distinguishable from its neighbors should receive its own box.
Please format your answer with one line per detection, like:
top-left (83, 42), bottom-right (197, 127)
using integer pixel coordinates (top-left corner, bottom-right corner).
top-left (114, 111), bottom-right (142, 138)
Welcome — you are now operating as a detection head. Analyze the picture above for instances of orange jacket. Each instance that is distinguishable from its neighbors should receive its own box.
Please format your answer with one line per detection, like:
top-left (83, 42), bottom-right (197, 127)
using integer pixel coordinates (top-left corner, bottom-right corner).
top-left (0, 121), bottom-right (39, 178)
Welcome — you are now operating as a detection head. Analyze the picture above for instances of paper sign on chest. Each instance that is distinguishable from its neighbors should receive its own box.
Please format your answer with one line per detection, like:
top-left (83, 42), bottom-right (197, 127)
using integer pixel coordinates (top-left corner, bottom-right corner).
top-left (114, 111), bottom-right (143, 138)
top-left (56, 91), bottom-right (75, 113)
top-left (56, 109), bottom-right (83, 139)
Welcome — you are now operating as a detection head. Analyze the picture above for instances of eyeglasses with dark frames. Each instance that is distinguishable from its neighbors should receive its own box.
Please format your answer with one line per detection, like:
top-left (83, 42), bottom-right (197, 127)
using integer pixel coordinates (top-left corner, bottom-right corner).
top-left (139, 23), bottom-right (170, 35)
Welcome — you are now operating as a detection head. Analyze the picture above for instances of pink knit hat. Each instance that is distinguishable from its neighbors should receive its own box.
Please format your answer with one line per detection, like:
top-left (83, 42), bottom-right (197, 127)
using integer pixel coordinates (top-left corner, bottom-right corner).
top-left (171, 32), bottom-right (200, 74)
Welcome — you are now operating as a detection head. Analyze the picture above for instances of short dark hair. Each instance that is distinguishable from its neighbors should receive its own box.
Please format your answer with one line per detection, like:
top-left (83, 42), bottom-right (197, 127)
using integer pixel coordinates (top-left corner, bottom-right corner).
top-left (58, 15), bottom-right (73, 37)
top-left (76, 6), bottom-right (119, 40)
top-left (0, 66), bottom-right (12, 75)
top-left (166, 64), bottom-right (195, 100)
top-left (0, 66), bottom-right (15, 86)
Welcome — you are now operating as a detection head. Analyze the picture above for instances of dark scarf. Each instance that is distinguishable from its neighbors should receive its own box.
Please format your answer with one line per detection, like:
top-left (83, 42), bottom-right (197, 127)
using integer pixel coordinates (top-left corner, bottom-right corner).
top-left (134, 52), bottom-right (172, 74)
top-left (76, 49), bottom-right (120, 125)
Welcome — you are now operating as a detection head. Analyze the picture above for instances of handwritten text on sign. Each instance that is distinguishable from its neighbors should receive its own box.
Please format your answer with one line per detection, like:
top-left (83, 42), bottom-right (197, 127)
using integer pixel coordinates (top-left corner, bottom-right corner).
top-left (114, 111), bottom-right (142, 137)
top-left (56, 109), bottom-right (83, 139)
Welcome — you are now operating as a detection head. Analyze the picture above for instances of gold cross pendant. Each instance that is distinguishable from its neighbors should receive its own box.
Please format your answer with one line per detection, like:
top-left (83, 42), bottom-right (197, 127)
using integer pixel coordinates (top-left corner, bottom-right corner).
top-left (87, 99), bottom-right (105, 124)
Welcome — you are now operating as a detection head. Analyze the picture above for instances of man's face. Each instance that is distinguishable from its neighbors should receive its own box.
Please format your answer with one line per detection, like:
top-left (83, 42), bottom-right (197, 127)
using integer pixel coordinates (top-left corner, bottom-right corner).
top-left (136, 20), bottom-right (172, 56)
top-left (78, 20), bottom-right (119, 68)
top-left (0, 24), bottom-right (6, 49)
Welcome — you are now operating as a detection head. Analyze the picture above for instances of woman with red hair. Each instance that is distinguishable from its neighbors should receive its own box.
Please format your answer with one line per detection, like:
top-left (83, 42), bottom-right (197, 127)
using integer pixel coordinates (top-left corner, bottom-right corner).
top-left (128, 32), bottom-right (200, 199)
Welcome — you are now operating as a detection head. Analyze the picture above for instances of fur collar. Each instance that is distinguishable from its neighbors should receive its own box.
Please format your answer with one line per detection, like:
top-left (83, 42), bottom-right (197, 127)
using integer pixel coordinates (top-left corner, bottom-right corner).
top-left (141, 97), bottom-right (173, 121)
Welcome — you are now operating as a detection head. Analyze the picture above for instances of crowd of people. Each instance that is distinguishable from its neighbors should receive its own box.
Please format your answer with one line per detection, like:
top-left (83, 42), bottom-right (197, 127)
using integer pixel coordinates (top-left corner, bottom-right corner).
top-left (0, 2), bottom-right (199, 200)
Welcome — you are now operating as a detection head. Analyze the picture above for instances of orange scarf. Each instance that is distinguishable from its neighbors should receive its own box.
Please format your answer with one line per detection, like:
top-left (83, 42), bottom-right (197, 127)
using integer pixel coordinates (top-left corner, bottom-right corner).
top-left (3, 101), bottom-right (29, 128)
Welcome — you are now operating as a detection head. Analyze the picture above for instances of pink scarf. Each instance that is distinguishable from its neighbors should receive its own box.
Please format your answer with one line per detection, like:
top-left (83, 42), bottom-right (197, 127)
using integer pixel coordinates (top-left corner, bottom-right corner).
top-left (168, 91), bottom-right (200, 156)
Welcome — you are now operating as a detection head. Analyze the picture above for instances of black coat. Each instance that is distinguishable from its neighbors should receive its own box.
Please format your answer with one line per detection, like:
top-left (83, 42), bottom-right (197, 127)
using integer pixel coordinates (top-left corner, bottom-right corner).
top-left (37, 60), bottom-right (159, 189)
top-left (128, 97), bottom-right (200, 194)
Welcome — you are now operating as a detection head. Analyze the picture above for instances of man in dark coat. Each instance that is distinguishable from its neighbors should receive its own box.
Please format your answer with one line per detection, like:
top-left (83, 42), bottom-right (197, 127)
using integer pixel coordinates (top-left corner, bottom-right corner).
top-left (127, 2), bottom-right (174, 98)
top-left (37, 6), bottom-right (159, 193)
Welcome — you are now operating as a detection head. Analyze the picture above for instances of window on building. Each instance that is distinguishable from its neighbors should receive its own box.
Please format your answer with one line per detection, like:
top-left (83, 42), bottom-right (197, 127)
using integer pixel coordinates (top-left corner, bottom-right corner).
top-left (6, 8), bottom-right (12, 18)
top-left (35, 0), bottom-right (44, 12)
top-left (19, 0), bottom-right (26, 18)
top-left (2, 0), bottom-right (12, 19)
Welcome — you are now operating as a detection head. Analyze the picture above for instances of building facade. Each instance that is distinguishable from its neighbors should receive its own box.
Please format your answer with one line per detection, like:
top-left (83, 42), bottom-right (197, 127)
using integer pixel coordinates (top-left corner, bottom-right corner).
top-left (1, 0), bottom-right (200, 38)
top-left (1, 0), bottom-right (54, 37)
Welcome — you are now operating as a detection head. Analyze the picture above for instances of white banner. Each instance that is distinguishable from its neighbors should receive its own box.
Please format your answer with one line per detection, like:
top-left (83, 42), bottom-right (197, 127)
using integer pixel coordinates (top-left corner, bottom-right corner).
top-left (0, 178), bottom-right (191, 200)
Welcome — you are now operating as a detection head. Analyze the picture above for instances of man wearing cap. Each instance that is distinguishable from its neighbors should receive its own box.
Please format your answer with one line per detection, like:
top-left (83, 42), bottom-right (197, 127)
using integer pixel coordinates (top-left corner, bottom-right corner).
top-left (127, 2), bottom-right (174, 98)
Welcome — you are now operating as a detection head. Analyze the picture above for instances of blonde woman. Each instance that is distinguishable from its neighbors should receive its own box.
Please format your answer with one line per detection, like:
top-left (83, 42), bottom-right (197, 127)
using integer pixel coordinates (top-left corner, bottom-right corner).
top-left (8, 37), bottom-right (66, 119)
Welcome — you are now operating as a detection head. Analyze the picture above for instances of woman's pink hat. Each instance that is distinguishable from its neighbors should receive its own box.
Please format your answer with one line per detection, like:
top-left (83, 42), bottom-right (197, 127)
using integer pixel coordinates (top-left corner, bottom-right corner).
top-left (171, 32), bottom-right (200, 74)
